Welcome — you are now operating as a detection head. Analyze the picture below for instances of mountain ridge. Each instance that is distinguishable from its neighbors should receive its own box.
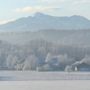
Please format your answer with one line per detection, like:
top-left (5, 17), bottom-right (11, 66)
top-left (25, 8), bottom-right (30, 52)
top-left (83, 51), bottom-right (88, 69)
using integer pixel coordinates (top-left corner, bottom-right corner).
top-left (0, 12), bottom-right (90, 31)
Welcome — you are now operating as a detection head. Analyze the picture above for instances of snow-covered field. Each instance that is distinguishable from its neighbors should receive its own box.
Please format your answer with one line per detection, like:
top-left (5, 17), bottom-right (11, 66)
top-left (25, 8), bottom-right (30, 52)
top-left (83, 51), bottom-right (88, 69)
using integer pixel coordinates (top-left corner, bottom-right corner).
top-left (0, 71), bottom-right (90, 80)
top-left (0, 71), bottom-right (90, 90)
top-left (0, 80), bottom-right (90, 90)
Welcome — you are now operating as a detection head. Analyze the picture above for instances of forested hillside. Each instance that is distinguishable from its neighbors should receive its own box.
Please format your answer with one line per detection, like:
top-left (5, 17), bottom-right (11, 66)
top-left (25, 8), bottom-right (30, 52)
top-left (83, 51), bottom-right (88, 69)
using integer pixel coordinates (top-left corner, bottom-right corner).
top-left (0, 35), bottom-right (90, 71)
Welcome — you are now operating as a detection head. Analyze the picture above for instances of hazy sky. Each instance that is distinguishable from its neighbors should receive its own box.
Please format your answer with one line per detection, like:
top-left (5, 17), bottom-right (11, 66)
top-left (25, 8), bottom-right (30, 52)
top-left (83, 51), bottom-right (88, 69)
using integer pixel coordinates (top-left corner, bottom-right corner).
top-left (0, 0), bottom-right (90, 24)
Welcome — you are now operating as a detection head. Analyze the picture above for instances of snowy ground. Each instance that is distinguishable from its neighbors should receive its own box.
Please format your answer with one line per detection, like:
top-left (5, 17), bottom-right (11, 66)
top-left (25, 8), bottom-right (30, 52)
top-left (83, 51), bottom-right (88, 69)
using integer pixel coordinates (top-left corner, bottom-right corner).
top-left (0, 71), bottom-right (90, 80)
top-left (0, 71), bottom-right (90, 90)
top-left (0, 80), bottom-right (90, 90)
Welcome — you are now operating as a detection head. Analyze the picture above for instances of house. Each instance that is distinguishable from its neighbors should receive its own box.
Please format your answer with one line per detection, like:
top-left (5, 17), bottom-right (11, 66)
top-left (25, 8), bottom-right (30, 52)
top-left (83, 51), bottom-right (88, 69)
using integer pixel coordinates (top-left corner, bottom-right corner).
top-left (72, 62), bottom-right (90, 71)
top-left (77, 63), bottom-right (90, 71)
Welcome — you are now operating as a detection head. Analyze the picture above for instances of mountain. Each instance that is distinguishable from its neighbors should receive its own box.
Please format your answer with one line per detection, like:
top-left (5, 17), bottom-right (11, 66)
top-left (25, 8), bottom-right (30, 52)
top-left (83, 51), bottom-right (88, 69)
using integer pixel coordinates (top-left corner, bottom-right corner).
top-left (0, 12), bottom-right (90, 31)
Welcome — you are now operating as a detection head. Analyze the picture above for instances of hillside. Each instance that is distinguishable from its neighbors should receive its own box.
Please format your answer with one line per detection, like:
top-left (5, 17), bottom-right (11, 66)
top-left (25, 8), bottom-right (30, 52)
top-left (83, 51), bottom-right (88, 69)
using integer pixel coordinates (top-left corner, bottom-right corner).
top-left (0, 30), bottom-right (89, 71)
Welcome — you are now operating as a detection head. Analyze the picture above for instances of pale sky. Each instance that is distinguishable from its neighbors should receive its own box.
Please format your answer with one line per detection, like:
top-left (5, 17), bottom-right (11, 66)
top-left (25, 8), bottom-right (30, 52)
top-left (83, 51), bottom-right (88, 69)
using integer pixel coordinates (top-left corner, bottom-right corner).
top-left (0, 0), bottom-right (90, 24)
